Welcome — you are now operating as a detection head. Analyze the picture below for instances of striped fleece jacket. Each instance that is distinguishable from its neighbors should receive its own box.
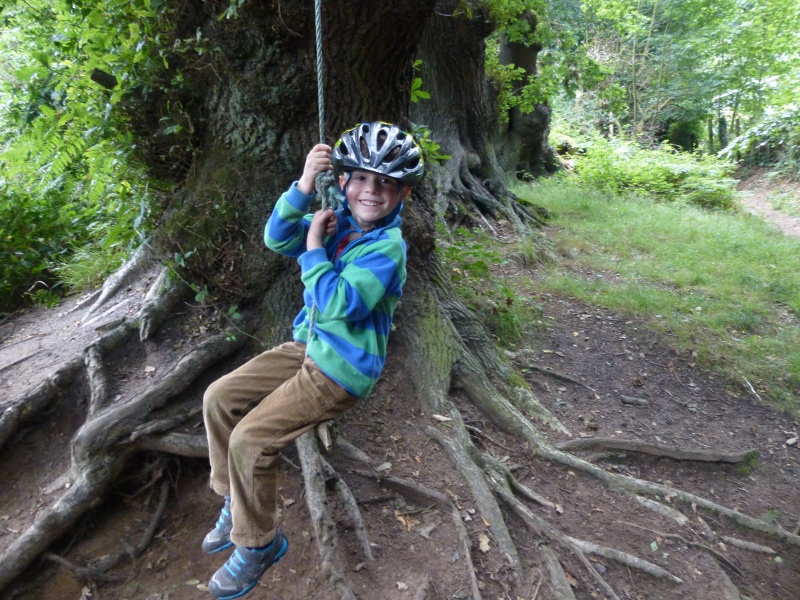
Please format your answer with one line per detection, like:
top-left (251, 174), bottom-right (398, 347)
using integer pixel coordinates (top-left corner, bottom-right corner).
top-left (264, 181), bottom-right (407, 398)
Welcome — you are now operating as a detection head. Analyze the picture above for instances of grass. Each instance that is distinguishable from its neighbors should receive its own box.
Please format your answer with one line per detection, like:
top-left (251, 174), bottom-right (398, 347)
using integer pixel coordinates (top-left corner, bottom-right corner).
top-left (512, 177), bottom-right (800, 412)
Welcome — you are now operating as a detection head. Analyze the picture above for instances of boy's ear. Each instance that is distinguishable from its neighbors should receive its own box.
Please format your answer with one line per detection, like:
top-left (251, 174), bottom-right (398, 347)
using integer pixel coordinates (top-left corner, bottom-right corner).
top-left (338, 173), bottom-right (348, 188)
top-left (401, 186), bottom-right (412, 200)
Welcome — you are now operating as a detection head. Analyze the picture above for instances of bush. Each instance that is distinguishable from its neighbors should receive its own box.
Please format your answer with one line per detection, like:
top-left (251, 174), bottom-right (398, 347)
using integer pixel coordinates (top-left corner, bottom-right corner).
top-left (551, 121), bottom-right (738, 209)
top-left (722, 104), bottom-right (800, 178)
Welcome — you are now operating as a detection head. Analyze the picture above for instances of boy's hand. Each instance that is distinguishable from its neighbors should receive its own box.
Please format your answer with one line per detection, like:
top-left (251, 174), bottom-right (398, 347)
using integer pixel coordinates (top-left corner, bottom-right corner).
top-left (307, 208), bottom-right (337, 250)
top-left (297, 144), bottom-right (333, 195)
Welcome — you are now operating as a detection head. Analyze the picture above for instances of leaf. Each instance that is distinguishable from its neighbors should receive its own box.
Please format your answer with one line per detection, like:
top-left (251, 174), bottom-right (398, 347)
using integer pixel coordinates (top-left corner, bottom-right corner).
top-left (478, 533), bottom-right (491, 553)
top-left (432, 414), bottom-right (452, 422)
top-left (650, 541), bottom-right (659, 552)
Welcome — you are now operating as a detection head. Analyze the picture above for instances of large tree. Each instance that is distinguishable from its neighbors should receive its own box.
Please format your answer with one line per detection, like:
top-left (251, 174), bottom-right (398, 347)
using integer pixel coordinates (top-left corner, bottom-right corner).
top-left (1, 1), bottom-right (797, 598)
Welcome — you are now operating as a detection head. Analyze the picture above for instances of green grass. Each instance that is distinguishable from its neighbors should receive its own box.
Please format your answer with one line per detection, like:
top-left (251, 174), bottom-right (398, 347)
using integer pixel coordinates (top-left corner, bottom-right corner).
top-left (513, 178), bottom-right (800, 412)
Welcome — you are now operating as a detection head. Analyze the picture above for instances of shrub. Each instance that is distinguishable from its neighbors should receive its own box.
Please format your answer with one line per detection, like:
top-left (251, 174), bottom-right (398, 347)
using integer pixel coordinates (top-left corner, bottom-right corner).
top-left (551, 121), bottom-right (738, 209)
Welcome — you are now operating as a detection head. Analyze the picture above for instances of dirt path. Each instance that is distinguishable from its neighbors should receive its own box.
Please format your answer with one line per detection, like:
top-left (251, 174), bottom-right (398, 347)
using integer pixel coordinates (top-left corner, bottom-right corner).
top-left (737, 171), bottom-right (800, 238)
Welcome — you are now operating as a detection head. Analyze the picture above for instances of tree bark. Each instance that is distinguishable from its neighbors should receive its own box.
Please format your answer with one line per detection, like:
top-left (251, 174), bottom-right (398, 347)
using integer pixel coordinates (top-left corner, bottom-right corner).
top-left (494, 12), bottom-right (559, 178)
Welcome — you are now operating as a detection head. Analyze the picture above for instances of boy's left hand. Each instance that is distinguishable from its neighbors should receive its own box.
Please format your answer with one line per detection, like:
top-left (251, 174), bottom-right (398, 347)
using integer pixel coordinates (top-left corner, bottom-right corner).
top-left (307, 208), bottom-right (337, 250)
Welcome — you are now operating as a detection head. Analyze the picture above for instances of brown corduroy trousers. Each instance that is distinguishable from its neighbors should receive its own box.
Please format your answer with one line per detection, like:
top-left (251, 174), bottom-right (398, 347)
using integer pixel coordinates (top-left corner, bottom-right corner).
top-left (203, 341), bottom-right (358, 547)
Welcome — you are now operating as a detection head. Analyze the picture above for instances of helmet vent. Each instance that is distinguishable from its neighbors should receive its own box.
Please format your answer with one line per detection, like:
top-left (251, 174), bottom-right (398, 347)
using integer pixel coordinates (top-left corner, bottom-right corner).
top-left (385, 146), bottom-right (400, 163)
top-left (377, 131), bottom-right (387, 150)
top-left (359, 138), bottom-right (371, 160)
top-left (337, 141), bottom-right (349, 156)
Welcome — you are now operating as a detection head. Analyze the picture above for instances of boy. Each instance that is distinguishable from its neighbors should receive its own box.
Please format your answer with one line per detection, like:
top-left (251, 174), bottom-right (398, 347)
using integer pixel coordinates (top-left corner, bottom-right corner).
top-left (202, 121), bottom-right (424, 599)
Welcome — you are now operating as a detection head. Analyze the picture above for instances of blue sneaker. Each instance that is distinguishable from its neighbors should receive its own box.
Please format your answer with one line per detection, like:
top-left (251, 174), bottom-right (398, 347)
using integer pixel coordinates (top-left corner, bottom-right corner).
top-left (202, 496), bottom-right (233, 554)
top-left (208, 531), bottom-right (289, 599)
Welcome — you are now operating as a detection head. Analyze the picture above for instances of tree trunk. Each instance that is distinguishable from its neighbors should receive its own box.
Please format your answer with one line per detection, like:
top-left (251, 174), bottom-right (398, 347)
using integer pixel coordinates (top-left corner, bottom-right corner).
top-left (493, 12), bottom-right (559, 178)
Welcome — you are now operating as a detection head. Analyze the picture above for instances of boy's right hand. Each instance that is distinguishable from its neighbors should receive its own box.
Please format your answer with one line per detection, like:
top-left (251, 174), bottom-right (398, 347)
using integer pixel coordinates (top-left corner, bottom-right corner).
top-left (297, 144), bottom-right (333, 196)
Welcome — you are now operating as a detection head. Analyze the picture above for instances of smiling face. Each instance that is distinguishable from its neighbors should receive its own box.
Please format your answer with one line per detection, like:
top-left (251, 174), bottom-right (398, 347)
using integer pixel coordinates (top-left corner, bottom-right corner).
top-left (341, 170), bottom-right (409, 231)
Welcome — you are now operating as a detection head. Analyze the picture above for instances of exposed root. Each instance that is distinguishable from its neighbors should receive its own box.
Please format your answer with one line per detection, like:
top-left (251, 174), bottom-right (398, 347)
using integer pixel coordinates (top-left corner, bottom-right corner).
top-left (319, 456), bottom-right (374, 561)
top-left (333, 436), bottom-right (376, 464)
top-left (566, 537), bottom-right (683, 584)
top-left (720, 536), bottom-right (775, 555)
top-left (540, 444), bottom-right (800, 547)
top-left (635, 495), bottom-right (689, 525)
top-left (485, 454), bottom-right (622, 600)
top-left (350, 468), bottom-right (483, 600)
top-left (0, 356), bottom-right (82, 451)
top-left (506, 350), bottom-right (597, 395)
top-left (296, 433), bottom-right (357, 600)
top-left (81, 244), bottom-right (154, 320)
top-left (540, 545), bottom-right (578, 600)
top-left (621, 522), bottom-right (744, 577)
top-left (138, 268), bottom-right (192, 341)
top-left (557, 437), bottom-right (758, 464)
top-left (0, 329), bottom-right (247, 593)
top-left (426, 415), bottom-right (522, 581)
top-left (134, 432), bottom-right (209, 458)
top-left (413, 573), bottom-right (431, 600)
top-left (46, 479), bottom-right (171, 584)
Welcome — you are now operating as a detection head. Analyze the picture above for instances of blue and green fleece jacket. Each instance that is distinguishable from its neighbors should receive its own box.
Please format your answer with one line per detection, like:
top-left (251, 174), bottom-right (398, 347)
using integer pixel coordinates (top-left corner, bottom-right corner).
top-left (264, 182), bottom-right (407, 398)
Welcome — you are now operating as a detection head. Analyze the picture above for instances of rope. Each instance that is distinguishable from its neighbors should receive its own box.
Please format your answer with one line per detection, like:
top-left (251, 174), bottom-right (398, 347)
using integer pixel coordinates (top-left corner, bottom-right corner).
top-left (307, 0), bottom-right (327, 351)
top-left (314, 0), bottom-right (325, 144)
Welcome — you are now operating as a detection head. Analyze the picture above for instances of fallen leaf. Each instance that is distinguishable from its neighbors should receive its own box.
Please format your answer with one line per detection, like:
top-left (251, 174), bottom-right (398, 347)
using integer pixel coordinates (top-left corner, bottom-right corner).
top-left (650, 541), bottom-right (659, 552)
top-left (144, 366), bottom-right (156, 372)
top-left (565, 571), bottom-right (579, 587)
top-left (374, 462), bottom-right (392, 472)
top-left (432, 414), bottom-right (452, 422)
top-left (185, 579), bottom-right (200, 586)
top-left (478, 533), bottom-right (491, 553)
top-left (397, 581), bottom-right (408, 590)
top-left (786, 437), bottom-right (798, 446)
top-left (555, 503), bottom-right (564, 514)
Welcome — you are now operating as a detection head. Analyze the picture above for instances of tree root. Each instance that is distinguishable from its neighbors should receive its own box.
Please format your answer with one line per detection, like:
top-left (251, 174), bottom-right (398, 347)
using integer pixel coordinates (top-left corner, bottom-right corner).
top-left (506, 350), bottom-right (597, 395)
top-left (0, 356), bottom-right (82, 451)
top-left (79, 244), bottom-right (154, 321)
top-left (426, 416), bottom-right (522, 581)
top-left (566, 537), bottom-right (682, 584)
top-left (557, 437), bottom-right (758, 465)
top-left (138, 267), bottom-right (192, 341)
top-left (541, 444), bottom-right (800, 547)
top-left (635, 495), bottom-right (689, 525)
top-left (621, 522), bottom-right (744, 578)
top-left (540, 545), bottom-right (578, 600)
top-left (0, 325), bottom-right (248, 593)
top-left (349, 467), bottom-right (483, 600)
top-left (296, 433), bottom-right (357, 600)
top-left (319, 455), bottom-right (374, 561)
top-left (45, 479), bottom-right (171, 584)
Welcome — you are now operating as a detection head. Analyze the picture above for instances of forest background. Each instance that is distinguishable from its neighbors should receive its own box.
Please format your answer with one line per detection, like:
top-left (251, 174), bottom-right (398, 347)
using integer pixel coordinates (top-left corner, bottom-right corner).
top-left (1, 0), bottom-right (800, 599)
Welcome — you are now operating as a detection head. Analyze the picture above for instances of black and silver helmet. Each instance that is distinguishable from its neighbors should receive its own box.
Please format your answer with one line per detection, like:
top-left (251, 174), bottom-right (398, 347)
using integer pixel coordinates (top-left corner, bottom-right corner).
top-left (332, 121), bottom-right (424, 186)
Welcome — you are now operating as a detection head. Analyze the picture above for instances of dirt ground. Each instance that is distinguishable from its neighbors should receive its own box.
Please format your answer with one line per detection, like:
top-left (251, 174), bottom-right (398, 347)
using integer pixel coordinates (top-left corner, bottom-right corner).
top-left (0, 175), bottom-right (799, 600)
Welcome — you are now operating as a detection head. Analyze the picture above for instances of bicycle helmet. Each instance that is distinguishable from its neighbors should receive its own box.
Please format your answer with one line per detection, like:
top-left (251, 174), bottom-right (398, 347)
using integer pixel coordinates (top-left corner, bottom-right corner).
top-left (332, 121), bottom-right (424, 186)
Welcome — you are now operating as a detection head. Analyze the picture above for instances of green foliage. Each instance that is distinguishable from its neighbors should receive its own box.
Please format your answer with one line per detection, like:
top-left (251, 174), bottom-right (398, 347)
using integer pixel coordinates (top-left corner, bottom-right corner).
top-left (483, 0), bottom-right (610, 116)
top-left (722, 104), bottom-right (800, 178)
top-left (411, 124), bottom-right (451, 166)
top-left (0, 0), bottom-right (182, 309)
top-left (515, 177), bottom-right (800, 411)
top-left (552, 119), bottom-right (738, 209)
top-left (410, 60), bottom-right (431, 104)
top-left (439, 226), bottom-right (544, 347)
